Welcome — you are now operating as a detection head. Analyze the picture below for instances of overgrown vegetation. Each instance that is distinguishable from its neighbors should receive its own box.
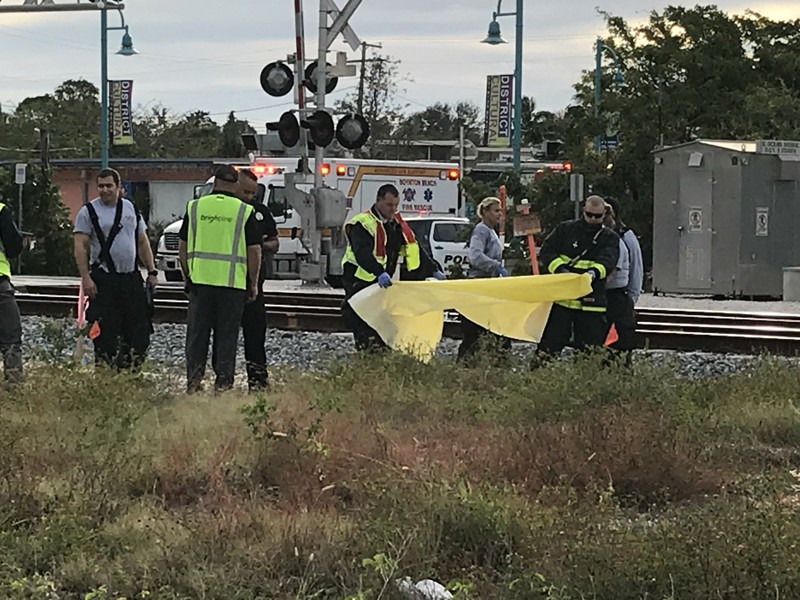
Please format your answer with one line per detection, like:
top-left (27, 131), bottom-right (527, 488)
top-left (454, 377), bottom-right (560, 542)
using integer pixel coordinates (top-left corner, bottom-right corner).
top-left (1, 352), bottom-right (799, 598)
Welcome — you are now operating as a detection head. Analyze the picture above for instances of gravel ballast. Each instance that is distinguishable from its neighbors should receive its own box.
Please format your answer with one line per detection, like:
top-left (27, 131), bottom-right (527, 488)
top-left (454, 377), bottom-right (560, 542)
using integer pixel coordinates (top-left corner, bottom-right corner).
top-left (19, 316), bottom-right (798, 383)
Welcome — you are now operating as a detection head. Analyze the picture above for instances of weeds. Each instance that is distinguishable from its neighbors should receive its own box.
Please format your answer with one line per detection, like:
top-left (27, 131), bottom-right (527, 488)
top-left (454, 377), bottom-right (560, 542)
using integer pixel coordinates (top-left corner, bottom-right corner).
top-left (0, 355), bottom-right (798, 598)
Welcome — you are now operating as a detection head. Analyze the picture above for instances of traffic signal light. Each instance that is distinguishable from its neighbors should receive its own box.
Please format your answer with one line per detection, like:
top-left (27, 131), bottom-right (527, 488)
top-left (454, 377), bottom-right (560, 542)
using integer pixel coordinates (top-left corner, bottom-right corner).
top-left (301, 110), bottom-right (335, 148)
top-left (260, 62), bottom-right (294, 97)
top-left (304, 61), bottom-right (338, 94)
top-left (335, 114), bottom-right (370, 150)
top-left (267, 111), bottom-right (300, 147)
top-left (267, 110), bottom-right (371, 151)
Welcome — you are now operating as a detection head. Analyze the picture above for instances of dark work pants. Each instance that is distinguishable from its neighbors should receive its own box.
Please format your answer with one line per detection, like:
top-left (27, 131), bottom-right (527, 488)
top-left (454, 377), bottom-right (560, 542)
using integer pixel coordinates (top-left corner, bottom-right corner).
top-left (342, 274), bottom-right (387, 353)
top-left (457, 315), bottom-right (511, 364)
top-left (87, 271), bottom-right (150, 370)
top-left (186, 285), bottom-right (247, 392)
top-left (0, 278), bottom-right (22, 382)
top-left (241, 292), bottom-right (268, 389)
top-left (537, 303), bottom-right (608, 355)
top-left (605, 288), bottom-right (638, 353)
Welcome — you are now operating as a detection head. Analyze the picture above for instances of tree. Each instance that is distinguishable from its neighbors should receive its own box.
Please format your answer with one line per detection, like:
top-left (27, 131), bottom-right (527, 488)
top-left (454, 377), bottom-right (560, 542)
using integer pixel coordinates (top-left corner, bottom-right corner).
top-left (395, 101), bottom-right (482, 143)
top-left (560, 5), bottom-right (800, 270)
top-left (124, 108), bottom-right (223, 158)
top-left (335, 51), bottom-right (409, 157)
top-left (218, 111), bottom-right (255, 158)
top-left (0, 161), bottom-right (74, 276)
top-left (1, 79), bottom-right (100, 160)
top-left (520, 96), bottom-right (564, 148)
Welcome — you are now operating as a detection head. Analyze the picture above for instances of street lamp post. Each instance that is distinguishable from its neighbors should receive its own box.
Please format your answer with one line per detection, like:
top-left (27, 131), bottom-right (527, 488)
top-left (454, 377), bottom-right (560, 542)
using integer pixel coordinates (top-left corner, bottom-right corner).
top-left (593, 37), bottom-right (624, 152)
top-left (100, 4), bottom-right (137, 168)
top-left (481, 0), bottom-right (523, 172)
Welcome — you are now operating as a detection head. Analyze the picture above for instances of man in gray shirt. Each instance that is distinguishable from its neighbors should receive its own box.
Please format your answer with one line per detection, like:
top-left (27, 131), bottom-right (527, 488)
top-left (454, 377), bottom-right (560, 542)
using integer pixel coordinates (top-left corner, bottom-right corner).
top-left (73, 168), bottom-right (158, 369)
top-left (604, 198), bottom-right (643, 357)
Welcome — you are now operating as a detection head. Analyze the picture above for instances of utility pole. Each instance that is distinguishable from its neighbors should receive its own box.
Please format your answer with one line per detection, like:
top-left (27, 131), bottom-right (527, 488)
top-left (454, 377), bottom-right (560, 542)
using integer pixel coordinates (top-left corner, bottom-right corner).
top-left (356, 41), bottom-right (382, 115)
top-left (39, 128), bottom-right (51, 172)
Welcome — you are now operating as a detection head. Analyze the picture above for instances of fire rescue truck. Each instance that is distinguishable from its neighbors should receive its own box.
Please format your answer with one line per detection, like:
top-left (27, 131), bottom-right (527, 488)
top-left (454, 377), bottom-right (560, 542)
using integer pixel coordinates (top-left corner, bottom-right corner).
top-left (155, 158), bottom-right (470, 282)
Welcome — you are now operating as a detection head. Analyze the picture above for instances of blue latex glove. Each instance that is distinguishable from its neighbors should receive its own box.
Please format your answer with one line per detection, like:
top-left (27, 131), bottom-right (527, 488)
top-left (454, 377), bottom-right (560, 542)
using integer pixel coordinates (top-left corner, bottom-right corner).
top-left (554, 265), bottom-right (570, 274)
top-left (497, 266), bottom-right (509, 277)
top-left (587, 269), bottom-right (597, 282)
top-left (377, 272), bottom-right (393, 288)
top-left (432, 271), bottom-right (447, 281)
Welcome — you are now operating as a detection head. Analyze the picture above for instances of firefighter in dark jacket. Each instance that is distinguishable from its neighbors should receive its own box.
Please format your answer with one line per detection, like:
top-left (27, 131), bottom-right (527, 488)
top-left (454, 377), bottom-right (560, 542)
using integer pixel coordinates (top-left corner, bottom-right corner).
top-left (341, 183), bottom-right (445, 351)
top-left (537, 195), bottom-right (620, 355)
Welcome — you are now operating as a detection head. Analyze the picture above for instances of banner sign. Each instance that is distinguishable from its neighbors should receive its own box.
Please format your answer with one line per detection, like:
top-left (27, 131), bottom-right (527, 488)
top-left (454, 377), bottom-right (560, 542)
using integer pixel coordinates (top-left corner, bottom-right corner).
top-left (484, 74), bottom-right (513, 147)
top-left (109, 80), bottom-right (134, 146)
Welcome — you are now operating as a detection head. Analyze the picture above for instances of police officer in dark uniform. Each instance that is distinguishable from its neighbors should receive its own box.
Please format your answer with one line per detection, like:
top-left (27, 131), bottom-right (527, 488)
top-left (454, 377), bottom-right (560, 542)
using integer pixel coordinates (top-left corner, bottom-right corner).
top-left (238, 168), bottom-right (279, 391)
top-left (537, 195), bottom-right (620, 356)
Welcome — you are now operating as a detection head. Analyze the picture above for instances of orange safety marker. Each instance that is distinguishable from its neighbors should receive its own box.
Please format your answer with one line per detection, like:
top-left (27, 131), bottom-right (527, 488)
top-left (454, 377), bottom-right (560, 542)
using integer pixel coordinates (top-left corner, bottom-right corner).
top-left (88, 321), bottom-right (101, 340)
top-left (604, 323), bottom-right (619, 346)
top-left (77, 282), bottom-right (87, 327)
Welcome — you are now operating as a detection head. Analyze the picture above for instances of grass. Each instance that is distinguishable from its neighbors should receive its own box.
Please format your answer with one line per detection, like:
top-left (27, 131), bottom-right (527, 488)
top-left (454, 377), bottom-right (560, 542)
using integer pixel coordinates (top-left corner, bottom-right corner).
top-left (1, 351), bottom-right (800, 599)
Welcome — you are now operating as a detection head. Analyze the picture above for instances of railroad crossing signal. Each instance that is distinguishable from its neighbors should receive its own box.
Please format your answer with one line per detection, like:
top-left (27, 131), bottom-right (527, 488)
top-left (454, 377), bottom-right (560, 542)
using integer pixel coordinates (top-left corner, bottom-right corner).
top-left (304, 60), bottom-right (338, 94)
top-left (335, 113), bottom-right (369, 150)
top-left (260, 62), bottom-right (294, 97)
top-left (301, 110), bottom-right (335, 148)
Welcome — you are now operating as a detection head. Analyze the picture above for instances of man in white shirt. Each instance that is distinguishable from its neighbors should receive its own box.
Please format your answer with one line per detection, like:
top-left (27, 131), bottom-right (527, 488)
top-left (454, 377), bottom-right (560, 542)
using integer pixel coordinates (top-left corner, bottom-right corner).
top-left (73, 168), bottom-right (158, 369)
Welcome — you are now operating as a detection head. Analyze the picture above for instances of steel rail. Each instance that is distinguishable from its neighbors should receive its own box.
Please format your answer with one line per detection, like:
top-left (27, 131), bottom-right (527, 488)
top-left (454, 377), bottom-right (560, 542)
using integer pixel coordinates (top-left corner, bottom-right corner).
top-left (14, 289), bottom-right (800, 355)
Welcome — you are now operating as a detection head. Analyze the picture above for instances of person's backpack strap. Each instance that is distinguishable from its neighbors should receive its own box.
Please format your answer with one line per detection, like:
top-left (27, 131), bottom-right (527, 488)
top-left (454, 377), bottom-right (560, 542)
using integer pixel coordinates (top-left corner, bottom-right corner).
top-left (86, 199), bottom-right (124, 274)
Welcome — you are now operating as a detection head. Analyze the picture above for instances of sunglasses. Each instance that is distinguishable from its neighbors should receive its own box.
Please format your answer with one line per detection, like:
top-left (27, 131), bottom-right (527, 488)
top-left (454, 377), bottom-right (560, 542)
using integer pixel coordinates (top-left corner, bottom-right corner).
top-left (584, 211), bottom-right (606, 219)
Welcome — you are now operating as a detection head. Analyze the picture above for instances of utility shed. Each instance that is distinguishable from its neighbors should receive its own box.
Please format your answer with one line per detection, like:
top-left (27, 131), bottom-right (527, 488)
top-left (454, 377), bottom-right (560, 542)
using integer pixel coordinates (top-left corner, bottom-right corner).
top-left (652, 139), bottom-right (800, 298)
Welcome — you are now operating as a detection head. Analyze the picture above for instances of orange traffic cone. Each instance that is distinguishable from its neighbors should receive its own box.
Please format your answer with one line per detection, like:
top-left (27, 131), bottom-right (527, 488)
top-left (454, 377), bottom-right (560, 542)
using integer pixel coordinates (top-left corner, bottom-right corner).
top-left (604, 323), bottom-right (619, 346)
top-left (88, 321), bottom-right (101, 340)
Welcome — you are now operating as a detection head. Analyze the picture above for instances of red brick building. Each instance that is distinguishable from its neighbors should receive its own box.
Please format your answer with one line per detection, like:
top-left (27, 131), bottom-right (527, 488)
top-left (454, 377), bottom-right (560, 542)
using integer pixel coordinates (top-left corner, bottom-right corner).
top-left (6, 158), bottom-right (219, 224)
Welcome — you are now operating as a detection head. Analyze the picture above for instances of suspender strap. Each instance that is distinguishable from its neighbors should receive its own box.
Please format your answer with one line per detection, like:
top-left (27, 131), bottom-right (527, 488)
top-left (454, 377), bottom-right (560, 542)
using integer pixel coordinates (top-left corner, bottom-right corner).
top-left (87, 199), bottom-right (125, 273)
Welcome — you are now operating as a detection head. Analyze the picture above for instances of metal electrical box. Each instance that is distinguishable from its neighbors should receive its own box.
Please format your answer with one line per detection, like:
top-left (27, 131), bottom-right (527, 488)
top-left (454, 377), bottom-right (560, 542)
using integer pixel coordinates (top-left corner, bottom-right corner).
top-left (652, 139), bottom-right (800, 298)
top-left (313, 187), bottom-right (347, 228)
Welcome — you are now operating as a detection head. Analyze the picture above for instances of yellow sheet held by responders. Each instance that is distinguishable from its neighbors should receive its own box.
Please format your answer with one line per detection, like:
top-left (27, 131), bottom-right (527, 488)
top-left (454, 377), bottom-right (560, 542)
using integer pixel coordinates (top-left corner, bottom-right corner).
top-left (348, 273), bottom-right (592, 359)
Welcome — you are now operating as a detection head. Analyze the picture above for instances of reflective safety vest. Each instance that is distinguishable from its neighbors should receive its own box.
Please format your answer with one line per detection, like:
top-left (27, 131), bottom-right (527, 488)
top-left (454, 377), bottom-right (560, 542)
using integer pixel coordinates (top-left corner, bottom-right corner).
top-left (0, 203), bottom-right (11, 280)
top-left (342, 209), bottom-right (421, 282)
top-left (548, 254), bottom-right (608, 312)
top-left (186, 194), bottom-right (253, 290)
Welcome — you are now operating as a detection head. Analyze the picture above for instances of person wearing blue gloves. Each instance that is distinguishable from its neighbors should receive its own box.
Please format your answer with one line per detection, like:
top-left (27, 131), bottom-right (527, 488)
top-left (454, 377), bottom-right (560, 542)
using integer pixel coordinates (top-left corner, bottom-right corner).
top-left (341, 184), bottom-right (445, 351)
top-left (457, 196), bottom-right (512, 363)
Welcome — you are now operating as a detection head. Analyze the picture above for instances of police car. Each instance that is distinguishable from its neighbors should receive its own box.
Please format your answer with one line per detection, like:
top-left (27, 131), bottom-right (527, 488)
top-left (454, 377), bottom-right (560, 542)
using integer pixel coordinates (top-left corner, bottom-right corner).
top-left (403, 215), bottom-right (472, 275)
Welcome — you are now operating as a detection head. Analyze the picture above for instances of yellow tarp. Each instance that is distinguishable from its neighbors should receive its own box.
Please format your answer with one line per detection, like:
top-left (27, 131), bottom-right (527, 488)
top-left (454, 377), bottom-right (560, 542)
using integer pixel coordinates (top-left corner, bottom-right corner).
top-left (348, 273), bottom-right (592, 359)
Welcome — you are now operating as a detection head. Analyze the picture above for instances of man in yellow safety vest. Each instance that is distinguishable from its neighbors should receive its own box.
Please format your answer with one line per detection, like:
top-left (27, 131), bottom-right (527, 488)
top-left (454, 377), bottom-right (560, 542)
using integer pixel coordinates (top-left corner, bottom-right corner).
top-left (341, 183), bottom-right (445, 350)
top-left (0, 200), bottom-right (23, 382)
top-left (179, 164), bottom-right (262, 393)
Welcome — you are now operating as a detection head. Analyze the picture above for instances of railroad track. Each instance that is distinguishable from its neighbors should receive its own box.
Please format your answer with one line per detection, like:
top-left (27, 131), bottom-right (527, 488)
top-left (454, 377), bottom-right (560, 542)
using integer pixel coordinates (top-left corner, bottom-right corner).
top-left (14, 284), bottom-right (800, 355)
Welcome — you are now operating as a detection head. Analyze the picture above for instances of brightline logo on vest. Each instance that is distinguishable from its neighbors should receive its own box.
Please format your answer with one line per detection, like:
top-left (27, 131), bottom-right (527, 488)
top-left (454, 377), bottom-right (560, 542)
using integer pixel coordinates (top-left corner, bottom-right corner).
top-left (200, 214), bottom-right (234, 224)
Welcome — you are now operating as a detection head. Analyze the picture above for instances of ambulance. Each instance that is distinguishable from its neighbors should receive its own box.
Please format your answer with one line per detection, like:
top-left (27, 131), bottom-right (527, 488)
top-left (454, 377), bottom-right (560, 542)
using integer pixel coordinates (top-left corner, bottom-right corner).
top-left (156, 158), bottom-right (471, 281)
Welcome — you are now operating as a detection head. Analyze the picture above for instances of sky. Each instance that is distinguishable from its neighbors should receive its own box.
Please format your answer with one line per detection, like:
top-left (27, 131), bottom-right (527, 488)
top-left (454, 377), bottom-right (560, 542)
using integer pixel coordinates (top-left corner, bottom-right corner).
top-left (0, 0), bottom-right (797, 133)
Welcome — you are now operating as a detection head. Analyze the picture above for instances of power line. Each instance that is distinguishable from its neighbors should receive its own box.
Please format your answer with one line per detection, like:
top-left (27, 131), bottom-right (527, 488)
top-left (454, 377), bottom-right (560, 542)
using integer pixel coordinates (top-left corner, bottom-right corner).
top-left (206, 86), bottom-right (358, 116)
